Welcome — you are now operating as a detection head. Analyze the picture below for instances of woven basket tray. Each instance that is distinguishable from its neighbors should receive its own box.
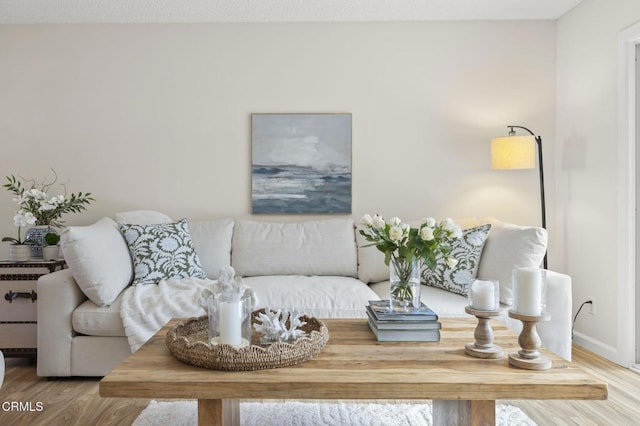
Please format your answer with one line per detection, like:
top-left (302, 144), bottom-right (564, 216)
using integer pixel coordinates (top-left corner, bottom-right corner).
top-left (165, 312), bottom-right (329, 371)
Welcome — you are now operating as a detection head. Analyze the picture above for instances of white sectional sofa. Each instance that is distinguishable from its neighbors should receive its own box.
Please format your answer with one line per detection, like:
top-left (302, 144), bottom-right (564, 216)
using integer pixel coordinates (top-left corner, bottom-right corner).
top-left (37, 215), bottom-right (572, 377)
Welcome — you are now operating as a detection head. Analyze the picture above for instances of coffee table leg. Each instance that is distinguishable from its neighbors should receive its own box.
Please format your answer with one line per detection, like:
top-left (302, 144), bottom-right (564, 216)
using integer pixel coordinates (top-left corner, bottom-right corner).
top-left (432, 400), bottom-right (495, 426)
top-left (198, 399), bottom-right (240, 426)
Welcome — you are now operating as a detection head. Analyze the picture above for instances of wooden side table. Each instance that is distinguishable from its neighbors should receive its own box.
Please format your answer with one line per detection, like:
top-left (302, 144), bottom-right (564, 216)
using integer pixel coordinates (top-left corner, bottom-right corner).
top-left (0, 259), bottom-right (65, 358)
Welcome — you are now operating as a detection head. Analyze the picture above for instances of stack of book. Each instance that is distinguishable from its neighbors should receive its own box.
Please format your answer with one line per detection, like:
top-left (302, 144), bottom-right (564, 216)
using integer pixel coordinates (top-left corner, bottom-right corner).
top-left (366, 300), bottom-right (441, 342)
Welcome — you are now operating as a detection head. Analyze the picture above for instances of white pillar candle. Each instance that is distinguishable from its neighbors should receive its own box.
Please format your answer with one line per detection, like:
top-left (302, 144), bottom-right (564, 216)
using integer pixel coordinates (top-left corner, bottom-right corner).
top-left (219, 300), bottom-right (242, 346)
top-left (471, 280), bottom-right (496, 311)
top-left (514, 268), bottom-right (542, 315)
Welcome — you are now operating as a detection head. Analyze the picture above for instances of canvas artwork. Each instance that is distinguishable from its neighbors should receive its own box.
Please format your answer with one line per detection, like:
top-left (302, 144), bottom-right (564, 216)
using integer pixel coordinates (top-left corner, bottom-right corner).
top-left (252, 113), bottom-right (352, 214)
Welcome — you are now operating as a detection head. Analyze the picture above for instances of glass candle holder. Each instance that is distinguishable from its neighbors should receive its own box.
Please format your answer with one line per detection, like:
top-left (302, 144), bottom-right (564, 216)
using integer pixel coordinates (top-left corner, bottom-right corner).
top-left (208, 290), bottom-right (253, 348)
top-left (512, 268), bottom-right (547, 316)
top-left (468, 279), bottom-right (500, 311)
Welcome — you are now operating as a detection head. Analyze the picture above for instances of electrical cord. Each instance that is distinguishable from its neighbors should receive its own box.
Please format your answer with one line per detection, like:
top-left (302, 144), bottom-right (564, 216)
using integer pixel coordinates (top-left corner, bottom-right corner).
top-left (571, 300), bottom-right (593, 339)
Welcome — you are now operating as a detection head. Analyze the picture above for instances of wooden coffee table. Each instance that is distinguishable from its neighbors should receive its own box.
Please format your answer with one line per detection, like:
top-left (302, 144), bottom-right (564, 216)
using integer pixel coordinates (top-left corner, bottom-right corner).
top-left (100, 318), bottom-right (607, 426)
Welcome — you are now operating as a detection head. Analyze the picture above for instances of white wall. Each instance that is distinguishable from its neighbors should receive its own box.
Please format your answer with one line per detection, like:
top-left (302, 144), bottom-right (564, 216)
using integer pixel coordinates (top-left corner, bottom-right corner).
top-left (557, 0), bottom-right (640, 364)
top-left (0, 22), bottom-right (556, 258)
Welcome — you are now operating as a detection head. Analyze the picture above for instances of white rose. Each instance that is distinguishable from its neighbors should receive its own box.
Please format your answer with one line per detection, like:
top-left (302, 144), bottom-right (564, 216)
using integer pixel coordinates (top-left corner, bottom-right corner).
top-left (442, 217), bottom-right (456, 231)
top-left (442, 218), bottom-right (463, 237)
top-left (445, 256), bottom-right (458, 268)
top-left (423, 217), bottom-right (436, 228)
top-left (389, 225), bottom-right (403, 241)
top-left (362, 214), bottom-right (373, 226)
top-left (372, 215), bottom-right (385, 230)
top-left (388, 217), bottom-right (401, 226)
top-left (420, 226), bottom-right (434, 241)
top-left (401, 223), bottom-right (410, 235)
top-left (451, 225), bottom-right (463, 239)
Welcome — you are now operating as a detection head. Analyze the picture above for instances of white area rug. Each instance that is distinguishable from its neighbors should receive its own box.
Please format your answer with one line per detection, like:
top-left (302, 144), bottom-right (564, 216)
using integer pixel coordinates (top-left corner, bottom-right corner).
top-left (134, 400), bottom-right (536, 426)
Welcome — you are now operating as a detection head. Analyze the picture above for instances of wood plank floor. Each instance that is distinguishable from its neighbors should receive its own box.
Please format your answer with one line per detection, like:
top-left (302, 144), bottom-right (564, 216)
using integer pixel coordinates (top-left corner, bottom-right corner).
top-left (1, 344), bottom-right (639, 425)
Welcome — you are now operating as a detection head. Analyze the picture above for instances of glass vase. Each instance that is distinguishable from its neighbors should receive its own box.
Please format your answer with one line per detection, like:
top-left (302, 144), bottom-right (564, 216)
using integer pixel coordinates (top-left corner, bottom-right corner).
top-left (207, 291), bottom-right (253, 348)
top-left (389, 257), bottom-right (421, 312)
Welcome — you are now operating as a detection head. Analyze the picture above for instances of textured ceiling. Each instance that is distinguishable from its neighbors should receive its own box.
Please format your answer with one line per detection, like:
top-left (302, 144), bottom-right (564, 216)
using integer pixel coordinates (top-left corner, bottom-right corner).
top-left (0, 0), bottom-right (583, 24)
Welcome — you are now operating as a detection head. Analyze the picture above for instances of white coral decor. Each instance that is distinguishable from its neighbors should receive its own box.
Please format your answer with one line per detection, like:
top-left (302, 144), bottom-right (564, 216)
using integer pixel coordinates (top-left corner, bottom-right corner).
top-left (253, 308), bottom-right (307, 342)
top-left (198, 265), bottom-right (259, 311)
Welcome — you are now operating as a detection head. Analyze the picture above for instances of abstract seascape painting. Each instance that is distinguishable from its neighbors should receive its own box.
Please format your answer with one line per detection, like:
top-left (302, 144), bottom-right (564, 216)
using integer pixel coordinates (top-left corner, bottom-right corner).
top-left (252, 113), bottom-right (352, 214)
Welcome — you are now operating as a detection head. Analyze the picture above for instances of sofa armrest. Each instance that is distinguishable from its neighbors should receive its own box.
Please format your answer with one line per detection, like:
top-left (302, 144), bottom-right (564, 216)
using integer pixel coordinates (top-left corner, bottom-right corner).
top-left (37, 269), bottom-right (87, 377)
top-left (538, 269), bottom-right (572, 361)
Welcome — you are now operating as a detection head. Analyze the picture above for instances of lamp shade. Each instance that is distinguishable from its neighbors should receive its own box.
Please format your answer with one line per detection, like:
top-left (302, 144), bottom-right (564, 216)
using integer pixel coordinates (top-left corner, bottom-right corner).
top-left (491, 135), bottom-right (536, 170)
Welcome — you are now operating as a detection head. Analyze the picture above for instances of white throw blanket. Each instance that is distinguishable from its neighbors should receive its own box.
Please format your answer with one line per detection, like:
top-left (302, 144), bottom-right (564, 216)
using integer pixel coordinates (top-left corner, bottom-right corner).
top-left (120, 277), bottom-right (217, 352)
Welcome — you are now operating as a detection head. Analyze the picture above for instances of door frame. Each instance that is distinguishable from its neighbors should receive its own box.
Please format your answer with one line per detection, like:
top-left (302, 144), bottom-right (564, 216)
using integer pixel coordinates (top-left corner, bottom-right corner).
top-left (618, 22), bottom-right (640, 368)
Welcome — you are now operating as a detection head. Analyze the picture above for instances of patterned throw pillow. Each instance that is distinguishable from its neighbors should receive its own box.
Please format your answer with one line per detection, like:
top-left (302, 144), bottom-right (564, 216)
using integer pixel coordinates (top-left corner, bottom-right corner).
top-left (120, 219), bottom-right (207, 285)
top-left (421, 224), bottom-right (492, 296)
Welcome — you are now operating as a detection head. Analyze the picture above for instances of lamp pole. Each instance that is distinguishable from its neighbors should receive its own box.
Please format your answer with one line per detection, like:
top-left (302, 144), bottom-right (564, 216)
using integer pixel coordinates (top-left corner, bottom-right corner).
top-left (508, 125), bottom-right (547, 269)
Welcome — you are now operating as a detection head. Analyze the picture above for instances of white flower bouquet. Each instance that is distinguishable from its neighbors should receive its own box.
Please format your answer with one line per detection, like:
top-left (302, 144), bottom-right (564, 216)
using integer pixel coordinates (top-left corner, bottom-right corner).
top-left (360, 214), bottom-right (462, 307)
top-left (2, 170), bottom-right (93, 246)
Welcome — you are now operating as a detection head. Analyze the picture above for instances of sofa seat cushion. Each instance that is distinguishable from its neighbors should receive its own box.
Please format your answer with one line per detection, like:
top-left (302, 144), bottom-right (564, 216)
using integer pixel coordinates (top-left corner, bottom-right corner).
top-left (232, 219), bottom-right (358, 277)
top-left (72, 297), bottom-right (126, 337)
top-left (243, 276), bottom-right (378, 318)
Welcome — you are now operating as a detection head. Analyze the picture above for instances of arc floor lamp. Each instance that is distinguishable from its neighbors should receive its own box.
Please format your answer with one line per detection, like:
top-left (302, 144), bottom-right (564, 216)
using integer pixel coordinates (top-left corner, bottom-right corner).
top-left (491, 125), bottom-right (547, 269)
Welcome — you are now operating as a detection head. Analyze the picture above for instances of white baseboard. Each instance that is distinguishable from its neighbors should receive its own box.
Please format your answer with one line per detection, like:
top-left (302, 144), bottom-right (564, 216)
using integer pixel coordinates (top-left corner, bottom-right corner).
top-left (573, 331), bottom-right (622, 365)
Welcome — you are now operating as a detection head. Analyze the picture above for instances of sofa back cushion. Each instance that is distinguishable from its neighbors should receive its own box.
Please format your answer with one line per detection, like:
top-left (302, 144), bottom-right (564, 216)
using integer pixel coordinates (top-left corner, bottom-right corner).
top-left (188, 218), bottom-right (234, 279)
top-left (476, 219), bottom-right (547, 305)
top-left (61, 217), bottom-right (133, 306)
top-left (356, 226), bottom-right (388, 283)
top-left (232, 219), bottom-right (358, 277)
top-left (114, 210), bottom-right (173, 225)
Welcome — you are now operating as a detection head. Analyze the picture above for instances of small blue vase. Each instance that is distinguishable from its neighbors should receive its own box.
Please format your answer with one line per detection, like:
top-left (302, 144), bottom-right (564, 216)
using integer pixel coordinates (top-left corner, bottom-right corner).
top-left (24, 226), bottom-right (55, 259)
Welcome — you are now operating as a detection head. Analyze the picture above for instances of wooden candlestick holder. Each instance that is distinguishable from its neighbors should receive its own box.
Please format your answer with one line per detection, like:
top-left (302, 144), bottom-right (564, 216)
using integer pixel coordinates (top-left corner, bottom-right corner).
top-left (508, 310), bottom-right (552, 370)
top-left (464, 306), bottom-right (504, 359)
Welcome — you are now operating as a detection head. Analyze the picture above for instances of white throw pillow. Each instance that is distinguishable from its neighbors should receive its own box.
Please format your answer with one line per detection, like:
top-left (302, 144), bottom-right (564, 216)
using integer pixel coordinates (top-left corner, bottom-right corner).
top-left (120, 219), bottom-right (207, 285)
top-left (114, 210), bottom-right (173, 225)
top-left (476, 219), bottom-right (547, 305)
top-left (422, 224), bottom-right (492, 296)
top-left (61, 217), bottom-right (133, 306)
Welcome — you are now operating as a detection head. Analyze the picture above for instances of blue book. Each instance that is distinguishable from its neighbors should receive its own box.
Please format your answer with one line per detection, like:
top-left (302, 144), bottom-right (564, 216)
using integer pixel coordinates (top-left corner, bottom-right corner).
top-left (368, 318), bottom-right (441, 342)
top-left (367, 300), bottom-right (439, 322)
top-left (366, 311), bottom-right (442, 330)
